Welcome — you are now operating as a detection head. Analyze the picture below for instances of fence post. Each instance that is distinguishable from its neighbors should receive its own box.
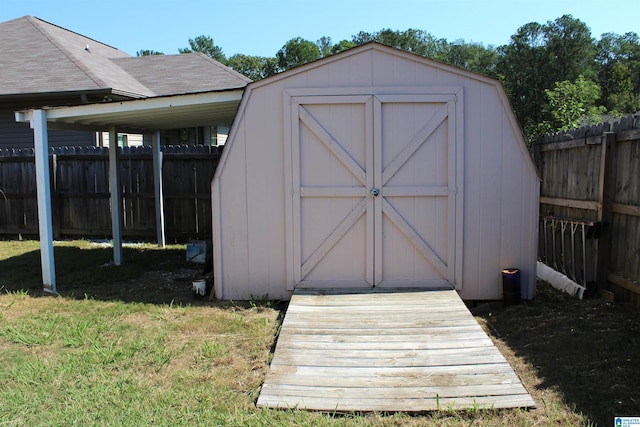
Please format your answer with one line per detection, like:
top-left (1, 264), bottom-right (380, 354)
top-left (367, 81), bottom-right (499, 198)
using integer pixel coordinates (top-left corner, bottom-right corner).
top-left (153, 131), bottom-right (166, 247)
top-left (532, 137), bottom-right (543, 173)
top-left (596, 132), bottom-right (616, 291)
top-left (50, 151), bottom-right (61, 239)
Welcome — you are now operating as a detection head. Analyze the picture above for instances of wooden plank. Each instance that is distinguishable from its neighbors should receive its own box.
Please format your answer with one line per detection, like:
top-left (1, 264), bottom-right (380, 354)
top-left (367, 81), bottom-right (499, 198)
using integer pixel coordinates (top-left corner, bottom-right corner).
top-left (608, 273), bottom-right (640, 295)
top-left (279, 325), bottom-right (483, 337)
top-left (263, 372), bottom-right (520, 388)
top-left (280, 318), bottom-right (480, 329)
top-left (258, 289), bottom-right (535, 411)
top-left (616, 128), bottom-right (640, 142)
top-left (612, 202), bottom-right (640, 217)
top-left (257, 394), bottom-right (535, 412)
top-left (596, 133), bottom-right (615, 289)
top-left (266, 363), bottom-right (517, 377)
top-left (539, 135), bottom-right (604, 152)
top-left (270, 351), bottom-right (508, 368)
top-left (276, 330), bottom-right (490, 342)
top-left (260, 383), bottom-right (528, 399)
top-left (285, 303), bottom-right (473, 314)
top-left (539, 196), bottom-right (600, 211)
top-left (277, 337), bottom-right (495, 351)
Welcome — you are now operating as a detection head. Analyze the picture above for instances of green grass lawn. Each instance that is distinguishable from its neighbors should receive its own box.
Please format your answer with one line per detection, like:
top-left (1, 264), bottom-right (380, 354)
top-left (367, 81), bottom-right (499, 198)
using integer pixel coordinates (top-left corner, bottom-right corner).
top-left (1, 239), bottom-right (636, 426)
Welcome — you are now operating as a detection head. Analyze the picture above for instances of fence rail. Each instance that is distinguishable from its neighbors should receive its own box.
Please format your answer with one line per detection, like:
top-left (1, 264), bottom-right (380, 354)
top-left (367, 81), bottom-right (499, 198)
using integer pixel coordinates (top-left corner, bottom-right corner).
top-left (534, 114), bottom-right (640, 305)
top-left (0, 145), bottom-right (221, 241)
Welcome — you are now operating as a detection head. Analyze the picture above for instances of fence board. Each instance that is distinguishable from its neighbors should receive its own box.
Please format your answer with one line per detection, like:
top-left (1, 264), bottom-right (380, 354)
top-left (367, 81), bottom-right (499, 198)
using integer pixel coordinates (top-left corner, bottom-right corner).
top-left (0, 145), bottom-right (221, 241)
top-left (535, 114), bottom-right (640, 305)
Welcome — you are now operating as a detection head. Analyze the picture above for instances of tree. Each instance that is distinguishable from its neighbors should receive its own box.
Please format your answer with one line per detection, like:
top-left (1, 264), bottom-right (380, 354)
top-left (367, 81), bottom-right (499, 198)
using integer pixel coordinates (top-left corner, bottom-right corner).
top-left (544, 15), bottom-right (596, 82)
top-left (442, 40), bottom-right (498, 77)
top-left (317, 36), bottom-right (333, 58)
top-left (351, 31), bottom-right (375, 45)
top-left (179, 35), bottom-right (225, 63)
top-left (619, 32), bottom-right (640, 102)
top-left (276, 37), bottom-right (321, 70)
top-left (136, 49), bottom-right (164, 56)
top-left (497, 22), bottom-right (553, 139)
top-left (226, 54), bottom-right (278, 81)
top-left (331, 40), bottom-right (356, 54)
top-left (363, 28), bottom-right (448, 60)
top-left (545, 75), bottom-right (605, 131)
top-left (596, 32), bottom-right (640, 114)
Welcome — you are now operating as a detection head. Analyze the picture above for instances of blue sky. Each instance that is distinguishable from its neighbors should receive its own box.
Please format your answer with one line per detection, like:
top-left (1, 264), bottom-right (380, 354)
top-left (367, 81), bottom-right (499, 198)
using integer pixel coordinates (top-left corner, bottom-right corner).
top-left (1, 0), bottom-right (638, 57)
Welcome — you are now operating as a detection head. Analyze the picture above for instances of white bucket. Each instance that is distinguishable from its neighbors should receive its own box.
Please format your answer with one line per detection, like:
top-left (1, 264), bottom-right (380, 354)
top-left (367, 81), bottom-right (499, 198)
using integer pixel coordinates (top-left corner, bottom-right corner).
top-left (192, 279), bottom-right (207, 296)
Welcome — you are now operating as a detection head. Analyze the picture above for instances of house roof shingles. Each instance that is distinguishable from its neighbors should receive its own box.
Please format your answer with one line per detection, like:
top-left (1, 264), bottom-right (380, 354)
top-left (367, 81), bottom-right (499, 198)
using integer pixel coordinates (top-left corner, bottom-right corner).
top-left (112, 53), bottom-right (251, 96)
top-left (0, 16), bottom-right (250, 105)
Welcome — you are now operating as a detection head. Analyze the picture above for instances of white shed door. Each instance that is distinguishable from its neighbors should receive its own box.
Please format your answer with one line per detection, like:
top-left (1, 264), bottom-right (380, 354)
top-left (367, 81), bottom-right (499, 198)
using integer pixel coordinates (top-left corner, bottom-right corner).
top-left (286, 90), bottom-right (462, 289)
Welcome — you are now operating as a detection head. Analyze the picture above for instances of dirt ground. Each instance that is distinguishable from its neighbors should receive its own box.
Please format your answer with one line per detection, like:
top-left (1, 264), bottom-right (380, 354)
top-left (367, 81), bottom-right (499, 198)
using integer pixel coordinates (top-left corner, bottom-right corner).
top-left (62, 265), bottom-right (215, 305)
top-left (478, 283), bottom-right (640, 426)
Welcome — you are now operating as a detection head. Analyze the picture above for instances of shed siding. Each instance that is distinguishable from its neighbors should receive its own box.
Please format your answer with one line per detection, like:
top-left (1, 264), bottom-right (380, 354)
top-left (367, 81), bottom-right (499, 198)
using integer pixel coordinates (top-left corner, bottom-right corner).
top-left (244, 88), bottom-right (287, 299)
top-left (216, 118), bottom-right (250, 299)
top-left (213, 44), bottom-right (539, 301)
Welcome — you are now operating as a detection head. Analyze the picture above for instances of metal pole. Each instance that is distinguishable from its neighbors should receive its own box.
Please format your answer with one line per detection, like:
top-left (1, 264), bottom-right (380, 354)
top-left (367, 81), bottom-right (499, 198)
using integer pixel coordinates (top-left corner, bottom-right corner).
top-left (153, 131), bottom-right (166, 247)
top-left (109, 126), bottom-right (123, 265)
top-left (32, 109), bottom-right (56, 293)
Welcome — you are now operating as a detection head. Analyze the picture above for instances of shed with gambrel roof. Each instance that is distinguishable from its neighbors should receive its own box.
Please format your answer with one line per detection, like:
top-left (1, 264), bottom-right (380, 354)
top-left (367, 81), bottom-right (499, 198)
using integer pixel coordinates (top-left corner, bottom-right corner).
top-left (212, 42), bottom-right (540, 302)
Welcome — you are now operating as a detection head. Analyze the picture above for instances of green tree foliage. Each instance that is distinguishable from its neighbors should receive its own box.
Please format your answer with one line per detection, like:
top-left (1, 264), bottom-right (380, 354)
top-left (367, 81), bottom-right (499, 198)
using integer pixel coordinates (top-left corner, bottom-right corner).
top-left (277, 37), bottom-right (321, 70)
top-left (317, 36), bottom-right (333, 58)
top-left (545, 75), bottom-right (605, 131)
top-left (373, 28), bottom-right (447, 59)
top-left (331, 40), bottom-right (356, 54)
top-left (442, 40), bottom-right (498, 76)
top-left (544, 15), bottom-right (596, 82)
top-left (226, 54), bottom-right (278, 81)
top-left (136, 49), bottom-right (164, 56)
top-left (351, 31), bottom-right (375, 45)
top-left (497, 22), bottom-right (552, 138)
top-left (596, 32), bottom-right (640, 114)
top-left (179, 35), bottom-right (225, 63)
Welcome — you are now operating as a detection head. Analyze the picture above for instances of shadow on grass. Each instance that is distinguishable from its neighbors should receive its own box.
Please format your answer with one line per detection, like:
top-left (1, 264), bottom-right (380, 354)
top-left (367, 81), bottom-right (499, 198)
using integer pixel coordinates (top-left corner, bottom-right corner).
top-left (483, 282), bottom-right (640, 427)
top-left (0, 242), bottom-right (215, 305)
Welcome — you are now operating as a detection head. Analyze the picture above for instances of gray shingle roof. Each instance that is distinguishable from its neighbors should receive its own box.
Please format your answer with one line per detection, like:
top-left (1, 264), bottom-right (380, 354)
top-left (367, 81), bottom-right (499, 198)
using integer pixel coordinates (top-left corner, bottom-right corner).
top-left (0, 16), bottom-right (250, 104)
top-left (113, 53), bottom-right (251, 96)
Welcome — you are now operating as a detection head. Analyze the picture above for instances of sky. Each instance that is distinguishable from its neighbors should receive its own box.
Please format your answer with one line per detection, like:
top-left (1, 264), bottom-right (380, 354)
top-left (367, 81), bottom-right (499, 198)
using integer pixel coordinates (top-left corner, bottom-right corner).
top-left (1, 0), bottom-right (638, 58)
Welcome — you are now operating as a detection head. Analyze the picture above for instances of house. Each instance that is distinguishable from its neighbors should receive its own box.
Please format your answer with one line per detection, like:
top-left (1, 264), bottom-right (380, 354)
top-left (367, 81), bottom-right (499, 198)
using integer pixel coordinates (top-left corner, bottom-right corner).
top-left (0, 16), bottom-right (250, 149)
top-left (211, 42), bottom-right (540, 301)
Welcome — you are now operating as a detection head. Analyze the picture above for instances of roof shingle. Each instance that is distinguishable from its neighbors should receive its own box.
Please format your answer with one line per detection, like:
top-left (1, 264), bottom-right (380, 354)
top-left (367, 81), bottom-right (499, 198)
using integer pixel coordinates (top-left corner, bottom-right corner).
top-left (0, 16), bottom-right (250, 104)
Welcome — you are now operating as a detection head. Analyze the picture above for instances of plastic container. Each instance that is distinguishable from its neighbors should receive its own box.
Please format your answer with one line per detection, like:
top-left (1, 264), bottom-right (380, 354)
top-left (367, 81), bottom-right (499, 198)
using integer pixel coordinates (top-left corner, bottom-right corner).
top-left (501, 268), bottom-right (521, 306)
top-left (192, 279), bottom-right (207, 297)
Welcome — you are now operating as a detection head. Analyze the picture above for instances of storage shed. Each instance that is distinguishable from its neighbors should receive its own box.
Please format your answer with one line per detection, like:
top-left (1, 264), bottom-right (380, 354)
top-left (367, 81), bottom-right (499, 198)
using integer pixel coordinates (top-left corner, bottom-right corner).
top-left (212, 42), bottom-right (539, 301)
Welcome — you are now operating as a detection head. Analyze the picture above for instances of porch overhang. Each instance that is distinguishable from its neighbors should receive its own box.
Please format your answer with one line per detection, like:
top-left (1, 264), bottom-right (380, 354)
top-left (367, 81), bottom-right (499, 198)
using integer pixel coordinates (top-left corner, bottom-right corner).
top-left (16, 88), bottom-right (245, 133)
top-left (14, 88), bottom-right (245, 293)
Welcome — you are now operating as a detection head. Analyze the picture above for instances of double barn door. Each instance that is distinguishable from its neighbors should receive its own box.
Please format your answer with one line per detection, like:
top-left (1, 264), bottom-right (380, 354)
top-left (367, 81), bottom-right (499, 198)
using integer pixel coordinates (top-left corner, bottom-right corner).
top-left (285, 88), bottom-right (463, 289)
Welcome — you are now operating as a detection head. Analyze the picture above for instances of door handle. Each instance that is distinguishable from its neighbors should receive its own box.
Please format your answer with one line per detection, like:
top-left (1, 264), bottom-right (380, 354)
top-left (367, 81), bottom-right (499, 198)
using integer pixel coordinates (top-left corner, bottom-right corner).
top-left (370, 188), bottom-right (380, 197)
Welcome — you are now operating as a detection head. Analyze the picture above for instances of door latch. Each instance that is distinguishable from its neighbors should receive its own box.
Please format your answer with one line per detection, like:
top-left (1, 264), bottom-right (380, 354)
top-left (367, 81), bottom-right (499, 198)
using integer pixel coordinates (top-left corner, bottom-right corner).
top-left (370, 188), bottom-right (380, 197)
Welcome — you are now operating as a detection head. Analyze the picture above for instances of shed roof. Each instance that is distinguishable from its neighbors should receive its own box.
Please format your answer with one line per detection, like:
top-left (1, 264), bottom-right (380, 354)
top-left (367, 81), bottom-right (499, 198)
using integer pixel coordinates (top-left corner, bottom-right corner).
top-left (0, 16), bottom-right (250, 107)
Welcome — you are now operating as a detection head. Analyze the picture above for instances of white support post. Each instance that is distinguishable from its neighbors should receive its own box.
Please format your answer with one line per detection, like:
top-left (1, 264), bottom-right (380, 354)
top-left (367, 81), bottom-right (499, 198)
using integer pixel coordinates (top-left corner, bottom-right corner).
top-left (32, 110), bottom-right (57, 293)
top-left (153, 131), bottom-right (166, 247)
top-left (109, 126), bottom-right (123, 265)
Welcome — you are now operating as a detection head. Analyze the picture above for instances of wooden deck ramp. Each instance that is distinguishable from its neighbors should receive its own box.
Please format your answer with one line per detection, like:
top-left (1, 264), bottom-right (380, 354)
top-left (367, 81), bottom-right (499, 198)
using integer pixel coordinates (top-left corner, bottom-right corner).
top-left (257, 288), bottom-right (535, 412)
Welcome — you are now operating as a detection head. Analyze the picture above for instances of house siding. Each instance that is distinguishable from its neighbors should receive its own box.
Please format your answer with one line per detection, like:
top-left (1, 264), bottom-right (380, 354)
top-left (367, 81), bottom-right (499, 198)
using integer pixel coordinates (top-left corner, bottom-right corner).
top-left (0, 109), bottom-right (95, 149)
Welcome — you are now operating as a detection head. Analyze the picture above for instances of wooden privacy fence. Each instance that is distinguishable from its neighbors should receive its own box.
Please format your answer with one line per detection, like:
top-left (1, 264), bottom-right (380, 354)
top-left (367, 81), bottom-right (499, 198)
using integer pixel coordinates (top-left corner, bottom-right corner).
top-left (0, 145), bottom-right (222, 241)
top-left (534, 114), bottom-right (640, 305)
